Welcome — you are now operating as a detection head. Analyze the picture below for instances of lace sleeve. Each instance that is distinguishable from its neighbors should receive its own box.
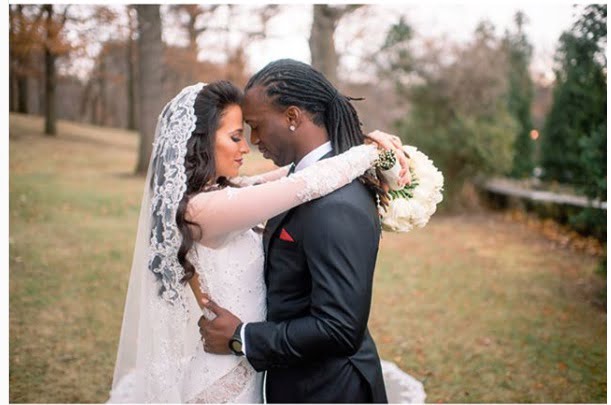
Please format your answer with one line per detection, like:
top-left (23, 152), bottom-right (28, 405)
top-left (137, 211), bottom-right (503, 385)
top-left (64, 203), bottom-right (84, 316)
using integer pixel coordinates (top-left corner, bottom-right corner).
top-left (187, 144), bottom-right (379, 247)
top-left (231, 165), bottom-right (291, 186)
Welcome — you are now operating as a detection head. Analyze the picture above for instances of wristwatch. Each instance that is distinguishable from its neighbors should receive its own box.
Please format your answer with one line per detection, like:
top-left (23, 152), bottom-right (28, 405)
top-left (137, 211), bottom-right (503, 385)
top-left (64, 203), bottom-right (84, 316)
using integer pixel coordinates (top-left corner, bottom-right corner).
top-left (229, 323), bottom-right (244, 356)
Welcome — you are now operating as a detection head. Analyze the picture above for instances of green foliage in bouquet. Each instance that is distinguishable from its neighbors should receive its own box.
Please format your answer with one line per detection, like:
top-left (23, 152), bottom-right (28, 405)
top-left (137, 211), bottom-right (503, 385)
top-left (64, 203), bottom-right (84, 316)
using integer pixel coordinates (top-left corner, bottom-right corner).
top-left (389, 171), bottom-right (419, 200)
top-left (376, 151), bottom-right (420, 200)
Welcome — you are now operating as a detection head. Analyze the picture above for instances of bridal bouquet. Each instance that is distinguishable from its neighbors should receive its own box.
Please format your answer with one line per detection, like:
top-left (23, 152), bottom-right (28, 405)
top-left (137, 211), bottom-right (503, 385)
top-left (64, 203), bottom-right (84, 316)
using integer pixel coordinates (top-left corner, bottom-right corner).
top-left (377, 146), bottom-right (444, 233)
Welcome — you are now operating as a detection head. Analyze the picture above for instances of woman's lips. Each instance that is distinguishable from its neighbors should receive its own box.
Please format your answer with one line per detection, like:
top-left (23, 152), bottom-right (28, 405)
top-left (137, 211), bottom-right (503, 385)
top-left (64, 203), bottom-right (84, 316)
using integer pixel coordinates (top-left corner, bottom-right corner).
top-left (235, 158), bottom-right (243, 166)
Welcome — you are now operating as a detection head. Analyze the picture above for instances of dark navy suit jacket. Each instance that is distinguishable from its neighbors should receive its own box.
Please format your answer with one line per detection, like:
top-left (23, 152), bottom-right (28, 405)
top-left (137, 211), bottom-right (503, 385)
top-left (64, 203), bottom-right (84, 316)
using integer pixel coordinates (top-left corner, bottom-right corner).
top-left (244, 152), bottom-right (388, 403)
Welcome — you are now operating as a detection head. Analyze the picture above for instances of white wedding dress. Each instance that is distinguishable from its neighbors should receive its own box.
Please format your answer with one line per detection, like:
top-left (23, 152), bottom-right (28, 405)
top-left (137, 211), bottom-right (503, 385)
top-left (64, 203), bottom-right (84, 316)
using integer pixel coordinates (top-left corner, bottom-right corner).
top-left (109, 83), bottom-right (425, 403)
top-left (181, 229), bottom-right (267, 403)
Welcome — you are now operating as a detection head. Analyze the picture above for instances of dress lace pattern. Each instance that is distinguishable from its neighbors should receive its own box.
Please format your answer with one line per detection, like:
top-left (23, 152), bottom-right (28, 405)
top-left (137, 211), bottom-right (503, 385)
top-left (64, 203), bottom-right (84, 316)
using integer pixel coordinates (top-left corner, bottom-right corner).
top-left (180, 230), bottom-right (266, 403)
top-left (186, 359), bottom-right (258, 404)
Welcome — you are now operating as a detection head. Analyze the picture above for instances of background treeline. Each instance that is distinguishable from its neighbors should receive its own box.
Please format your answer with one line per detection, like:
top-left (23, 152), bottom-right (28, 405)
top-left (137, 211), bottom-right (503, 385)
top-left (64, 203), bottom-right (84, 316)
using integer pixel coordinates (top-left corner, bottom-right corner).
top-left (9, 4), bottom-right (606, 228)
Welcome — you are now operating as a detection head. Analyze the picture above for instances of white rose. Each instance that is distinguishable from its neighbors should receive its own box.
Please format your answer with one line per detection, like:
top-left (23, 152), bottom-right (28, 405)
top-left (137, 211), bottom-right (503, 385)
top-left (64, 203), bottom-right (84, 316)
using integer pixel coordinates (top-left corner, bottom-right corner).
top-left (406, 199), bottom-right (428, 228)
top-left (382, 198), bottom-right (414, 232)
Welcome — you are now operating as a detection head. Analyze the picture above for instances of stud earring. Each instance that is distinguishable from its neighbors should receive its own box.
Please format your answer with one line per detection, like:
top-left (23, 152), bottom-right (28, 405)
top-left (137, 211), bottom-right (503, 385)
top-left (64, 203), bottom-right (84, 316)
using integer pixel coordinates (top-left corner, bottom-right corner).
top-left (289, 125), bottom-right (296, 132)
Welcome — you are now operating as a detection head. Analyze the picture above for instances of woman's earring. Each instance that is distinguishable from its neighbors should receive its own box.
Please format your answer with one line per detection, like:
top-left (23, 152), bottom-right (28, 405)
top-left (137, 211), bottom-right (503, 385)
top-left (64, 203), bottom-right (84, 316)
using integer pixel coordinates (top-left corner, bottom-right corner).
top-left (289, 125), bottom-right (296, 132)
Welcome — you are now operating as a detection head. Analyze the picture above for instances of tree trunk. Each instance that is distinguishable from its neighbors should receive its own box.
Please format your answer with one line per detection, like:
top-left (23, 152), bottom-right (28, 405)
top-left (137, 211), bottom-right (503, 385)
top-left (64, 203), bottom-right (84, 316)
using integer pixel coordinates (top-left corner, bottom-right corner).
top-left (10, 5), bottom-right (26, 113)
top-left (126, 28), bottom-right (137, 130)
top-left (135, 5), bottom-right (164, 175)
top-left (98, 55), bottom-right (107, 126)
top-left (187, 12), bottom-right (198, 53)
top-left (92, 93), bottom-right (100, 125)
top-left (9, 6), bottom-right (17, 113)
top-left (44, 4), bottom-right (56, 135)
top-left (80, 79), bottom-right (93, 123)
top-left (309, 5), bottom-right (340, 86)
top-left (17, 75), bottom-right (29, 114)
top-left (9, 67), bottom-right (16, 112)
top-left (38, 76), bottom-right (44, 115)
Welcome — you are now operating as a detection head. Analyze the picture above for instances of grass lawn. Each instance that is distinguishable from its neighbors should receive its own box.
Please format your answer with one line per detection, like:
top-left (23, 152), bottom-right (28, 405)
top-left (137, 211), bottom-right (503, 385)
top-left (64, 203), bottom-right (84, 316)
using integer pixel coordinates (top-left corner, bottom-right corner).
top-left (9, 113), bottom-right (606, 403)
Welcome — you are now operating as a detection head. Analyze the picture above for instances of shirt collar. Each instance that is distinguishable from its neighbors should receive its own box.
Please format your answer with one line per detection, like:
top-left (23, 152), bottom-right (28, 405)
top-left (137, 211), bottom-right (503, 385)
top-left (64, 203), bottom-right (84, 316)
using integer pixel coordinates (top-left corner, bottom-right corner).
top-left (294, 141), bottom-right (333, 173)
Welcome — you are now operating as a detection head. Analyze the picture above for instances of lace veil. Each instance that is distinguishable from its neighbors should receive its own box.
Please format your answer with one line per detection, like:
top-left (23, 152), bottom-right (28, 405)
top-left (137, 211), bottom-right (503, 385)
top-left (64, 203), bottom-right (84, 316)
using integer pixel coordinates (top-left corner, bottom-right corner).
top-left (109, 83), bottom-right (206, 402)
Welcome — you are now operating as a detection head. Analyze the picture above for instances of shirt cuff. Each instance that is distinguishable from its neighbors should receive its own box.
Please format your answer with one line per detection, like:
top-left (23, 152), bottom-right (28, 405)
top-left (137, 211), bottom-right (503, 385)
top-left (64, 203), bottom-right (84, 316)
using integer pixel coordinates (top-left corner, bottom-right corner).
top-left (240, 322), bottom-right (248, 356)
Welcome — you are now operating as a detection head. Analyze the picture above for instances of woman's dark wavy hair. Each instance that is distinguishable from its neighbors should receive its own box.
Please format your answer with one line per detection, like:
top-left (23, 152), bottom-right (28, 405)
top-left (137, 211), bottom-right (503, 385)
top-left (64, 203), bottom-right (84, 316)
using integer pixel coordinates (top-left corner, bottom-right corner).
top-left (245, 58), bottom-right (389, 208)
top-left (175, 80), bottom-right (243, 283)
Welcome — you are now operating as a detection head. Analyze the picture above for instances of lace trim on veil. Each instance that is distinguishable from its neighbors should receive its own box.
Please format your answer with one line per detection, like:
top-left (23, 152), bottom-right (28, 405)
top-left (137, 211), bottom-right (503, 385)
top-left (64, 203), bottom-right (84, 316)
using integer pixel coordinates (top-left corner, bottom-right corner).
top-left (149, 83), bottom-right (204, 304)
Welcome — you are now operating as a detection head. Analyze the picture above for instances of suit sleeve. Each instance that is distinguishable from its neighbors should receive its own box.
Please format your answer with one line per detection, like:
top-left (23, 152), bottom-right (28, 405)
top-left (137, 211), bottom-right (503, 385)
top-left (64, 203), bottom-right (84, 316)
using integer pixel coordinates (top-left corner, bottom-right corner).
top-left (244, 197), bottom-right (380, 371)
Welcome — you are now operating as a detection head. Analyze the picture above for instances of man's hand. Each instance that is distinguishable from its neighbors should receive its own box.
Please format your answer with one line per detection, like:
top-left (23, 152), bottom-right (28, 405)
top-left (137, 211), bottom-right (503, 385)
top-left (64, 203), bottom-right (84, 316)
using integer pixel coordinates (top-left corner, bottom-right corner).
top-left (198, 300), bottom-right (242, 355)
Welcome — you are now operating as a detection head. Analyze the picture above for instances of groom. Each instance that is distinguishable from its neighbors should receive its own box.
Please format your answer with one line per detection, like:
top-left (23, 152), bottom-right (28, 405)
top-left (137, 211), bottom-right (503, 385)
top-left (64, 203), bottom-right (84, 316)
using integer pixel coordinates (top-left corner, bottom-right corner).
top-left (200, 59), bottom-right (388, 403)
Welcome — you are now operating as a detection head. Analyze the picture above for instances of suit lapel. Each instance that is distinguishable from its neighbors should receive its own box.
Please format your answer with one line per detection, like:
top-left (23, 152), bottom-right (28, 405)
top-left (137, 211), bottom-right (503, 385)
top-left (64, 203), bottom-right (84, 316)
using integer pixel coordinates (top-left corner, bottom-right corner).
top-left (263, 150), bottom-right (335, 276)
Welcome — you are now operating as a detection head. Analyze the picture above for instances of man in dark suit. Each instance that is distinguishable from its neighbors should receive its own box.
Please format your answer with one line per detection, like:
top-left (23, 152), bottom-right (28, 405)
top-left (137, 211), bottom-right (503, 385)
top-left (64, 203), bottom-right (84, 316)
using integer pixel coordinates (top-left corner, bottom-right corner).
top-left (199, 59), bottom-right (388, 403)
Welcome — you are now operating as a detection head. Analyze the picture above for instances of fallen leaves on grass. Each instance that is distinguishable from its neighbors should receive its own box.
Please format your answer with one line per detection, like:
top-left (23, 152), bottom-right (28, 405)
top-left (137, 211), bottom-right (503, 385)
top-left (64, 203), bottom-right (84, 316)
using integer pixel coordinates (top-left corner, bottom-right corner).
top-left (504, 210), bottom-right (605, 257)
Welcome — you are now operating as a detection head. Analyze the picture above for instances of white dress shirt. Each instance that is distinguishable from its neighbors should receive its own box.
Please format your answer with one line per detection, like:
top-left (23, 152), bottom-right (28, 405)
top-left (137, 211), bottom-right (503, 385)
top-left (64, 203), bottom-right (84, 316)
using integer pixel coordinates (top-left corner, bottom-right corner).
top-left (293, 141), bottom-right (333, 172)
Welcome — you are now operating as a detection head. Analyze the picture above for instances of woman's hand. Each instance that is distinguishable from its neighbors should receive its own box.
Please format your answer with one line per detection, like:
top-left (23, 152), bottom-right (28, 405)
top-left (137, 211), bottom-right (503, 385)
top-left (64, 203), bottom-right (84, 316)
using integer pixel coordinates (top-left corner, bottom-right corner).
top-left (365, 130), bottom-right (411, 187)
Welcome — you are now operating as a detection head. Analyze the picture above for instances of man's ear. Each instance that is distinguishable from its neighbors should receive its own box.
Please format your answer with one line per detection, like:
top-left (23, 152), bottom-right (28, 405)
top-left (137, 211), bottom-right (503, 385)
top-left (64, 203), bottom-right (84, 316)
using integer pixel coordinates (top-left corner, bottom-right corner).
top-left (285, 106), bottom-right (302, 129)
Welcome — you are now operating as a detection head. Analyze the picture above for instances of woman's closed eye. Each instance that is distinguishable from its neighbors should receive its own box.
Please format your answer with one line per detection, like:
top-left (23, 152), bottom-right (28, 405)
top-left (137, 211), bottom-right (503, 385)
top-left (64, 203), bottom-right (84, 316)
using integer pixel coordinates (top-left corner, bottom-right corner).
top-left (229, 129), bottom-right (244, 142)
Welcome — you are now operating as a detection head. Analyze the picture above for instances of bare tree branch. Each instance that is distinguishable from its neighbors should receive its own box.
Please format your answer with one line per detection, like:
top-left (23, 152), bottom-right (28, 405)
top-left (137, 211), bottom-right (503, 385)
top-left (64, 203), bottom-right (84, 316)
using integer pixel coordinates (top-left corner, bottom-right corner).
top-left (59, 5), bottom-right (70, 27)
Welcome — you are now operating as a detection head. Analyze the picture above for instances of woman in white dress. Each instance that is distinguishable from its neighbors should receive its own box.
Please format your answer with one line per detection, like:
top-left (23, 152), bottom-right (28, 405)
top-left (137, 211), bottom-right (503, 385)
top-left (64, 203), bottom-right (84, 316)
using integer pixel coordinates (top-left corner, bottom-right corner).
top-left (108, 80), bottom-right (424, 403)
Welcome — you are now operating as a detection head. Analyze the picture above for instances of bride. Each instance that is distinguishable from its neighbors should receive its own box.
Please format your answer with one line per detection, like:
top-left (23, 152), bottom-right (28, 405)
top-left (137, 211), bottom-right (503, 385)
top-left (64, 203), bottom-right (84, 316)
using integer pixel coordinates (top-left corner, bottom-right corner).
top-left (108, 80), bottom-right (422, 403)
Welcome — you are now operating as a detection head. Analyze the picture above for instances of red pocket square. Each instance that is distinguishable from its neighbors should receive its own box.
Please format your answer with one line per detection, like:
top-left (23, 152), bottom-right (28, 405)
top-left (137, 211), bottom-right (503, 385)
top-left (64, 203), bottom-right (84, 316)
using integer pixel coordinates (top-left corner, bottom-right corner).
top-left (279, 228), bottom-right (295, 242)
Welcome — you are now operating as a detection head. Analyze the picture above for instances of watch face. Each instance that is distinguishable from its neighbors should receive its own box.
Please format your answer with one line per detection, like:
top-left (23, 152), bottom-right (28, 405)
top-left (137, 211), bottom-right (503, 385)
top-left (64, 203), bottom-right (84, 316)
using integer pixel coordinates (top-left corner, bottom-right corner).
top-left (231, 340), bottom-right (243, 353)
